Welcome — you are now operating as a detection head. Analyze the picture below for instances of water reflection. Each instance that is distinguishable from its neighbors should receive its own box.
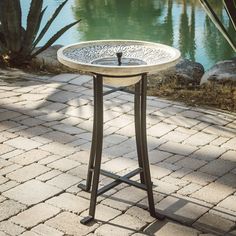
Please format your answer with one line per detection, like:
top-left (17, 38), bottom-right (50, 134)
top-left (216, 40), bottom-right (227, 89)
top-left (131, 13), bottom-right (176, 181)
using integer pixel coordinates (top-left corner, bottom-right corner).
top-left (72, 0), bottom-right (235, 69)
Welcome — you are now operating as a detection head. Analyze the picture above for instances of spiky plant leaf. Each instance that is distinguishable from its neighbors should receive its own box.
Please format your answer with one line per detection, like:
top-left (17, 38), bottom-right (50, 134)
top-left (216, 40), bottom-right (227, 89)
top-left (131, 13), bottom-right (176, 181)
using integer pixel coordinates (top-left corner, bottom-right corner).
top-left (3, 0), bottom-right (22, 52)
top-left (199, 0), bottom-right (236, 51)
top-left (22, 0), bottom-right (43, 55)
top-left (32, 19), bottom-right (81, 57)
top-left (223, 0), bottom-right (236, 31)
top-left (33, 0), bottom-right (68, 48)
top-left (30, 6), bottom-right (48, 51)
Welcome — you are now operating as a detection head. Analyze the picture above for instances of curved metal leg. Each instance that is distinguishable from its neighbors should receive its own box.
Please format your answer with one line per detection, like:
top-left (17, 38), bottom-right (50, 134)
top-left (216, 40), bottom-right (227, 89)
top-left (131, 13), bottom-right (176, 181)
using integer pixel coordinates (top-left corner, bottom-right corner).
top-left (78, 76), bottom-right (97, 192)
top-left (140, 74), bottom-right (165, 221)
top-left (80, 74), bottom-right (104, 225)
top-left (135, 80), bottom-right (145, 184)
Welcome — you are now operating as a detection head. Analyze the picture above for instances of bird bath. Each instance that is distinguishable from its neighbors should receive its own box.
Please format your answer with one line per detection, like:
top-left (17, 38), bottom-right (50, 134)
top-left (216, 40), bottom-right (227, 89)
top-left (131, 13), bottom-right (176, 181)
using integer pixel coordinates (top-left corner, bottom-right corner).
top-left (57, 40), bottom-right (181, 86)
top-left (57, 40), bottom-right (181, 225)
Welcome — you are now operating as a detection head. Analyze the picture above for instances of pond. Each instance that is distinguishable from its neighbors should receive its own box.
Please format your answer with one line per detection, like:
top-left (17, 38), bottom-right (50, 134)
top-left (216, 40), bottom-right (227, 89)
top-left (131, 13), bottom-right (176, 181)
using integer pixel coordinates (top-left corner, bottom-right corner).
top-left (21, 0), bottom-right (236, 69)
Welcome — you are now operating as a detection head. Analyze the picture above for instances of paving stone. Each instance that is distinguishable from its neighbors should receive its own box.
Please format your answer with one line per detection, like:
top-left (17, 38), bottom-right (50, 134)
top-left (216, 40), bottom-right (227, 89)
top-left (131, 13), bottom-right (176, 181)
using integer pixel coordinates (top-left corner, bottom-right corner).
top-left (0, 164), bottom-right (22, 176)
top-left (10, 149), bottom-right (50, 166)
top-left (191, 145), bottom-right (226, 161)
top-left (0, 144), bottom-right (15, 155)
top-left (170, 167), bottom-right (193, 178)
top-left (111, 214), bottom-right (147, 231)
top-left (210, 136), bottom-right (230, 146)
top-left (182, 171), bottom-right (217, 186)
top-left (148, 150), bottom-right (172, 164)
top-left (217, 195), bottom-right (236, 212)
top-left (32, 224), bottom-right (63, 236)
top-left (175, 157), bottom-right (207, 170)
top-left (150, 165), bottom-right (172, 179)
top-left (41, 131), bottom-right (77, 144)
top-left (177, 183), bottom-right (202, 195)
top-left (20, 231), bottom-right (39, 236)
top-left (147, 122), bottom-right (176, 138)
top-left (67, 150), bottom-right (90, 164)
top-left (193, 212), bottom-right (235, 235)
top-left (0, 111), bottom-right (21, 121)
top-left (126, 206), bottom-right (155, 223)
top-left (216, 173), bottom-right (236, 188)
top-left (220, 150), bottom-right (236, 162)
top-left (5, 137), bottom-right (42, 151)
top-left (67, 164), bottom-right (88, 179)
top-left (165, 115), bottom-right (200, 128)
top-left (40, 142), bottom-right (76, 156)
top-left (81, 204), bottom-right (121, 222)
top-left (19, 118), bottom-right (45, 127)
top-left (145, 220), bottom-right (200, 236)
top-left (6, 163), bottom-right (50, 183)
top-left (203, 125), bottom-right (236, 138)
top-left (46, 192), bottom-right (89, 213)
top-left (38, 155), bottom-right (62, 165)
top-left (0, 221), bottom-right (25, 236)
top-left (221, 137), bottom-right (236, 150)
top-left (47, 158), bottom-right (79, 172)
top-left (36, 170), bottom-right (61, 182)
top-left (52, 123), bottom-right (85, 135)
top-left (94, 224), bottom-right (134, 236)
top-left (46, 173), bottom-right (81, 189)
top-left (155, 196), bottom-right (208, 224)
top-left (63, 105), bottom-right (93, 119)
top-left (0, 231), bottom-right (8, 236)
top-left (0, 180), bottom-right (19, 192)
top-left (0, 200), bottom-right (26, 221)
top-left (11, 203), bottom-right (60, 228)
top-left (191, 182), bottom-right (235, 204)
top-left (47, 91), bottom-right (79, 103)
top-left (50, 73), bottom-right (78, 82)
top-left (199, 159), bottom-right (235, 176)
top-left (3, 180), bottom-right (62, 205)
top-left (153, 180), bottom-right (180, 195)
top-left (101, 157), bottom-right (136, 173)
top-left (161, 175), bottom-right (189, 187)
top-left (0, 149), bottom-right (25, 160)
top-left (183, 132), bottom-right (217, 146)
top-left (159, 141), bottom-right (198, 156)
top-left (45, 212), bottom-right (98, 236)
top-left (209, 206), bottom-right (236, 222)
top-left (161, 130), bottom-right (190, 143)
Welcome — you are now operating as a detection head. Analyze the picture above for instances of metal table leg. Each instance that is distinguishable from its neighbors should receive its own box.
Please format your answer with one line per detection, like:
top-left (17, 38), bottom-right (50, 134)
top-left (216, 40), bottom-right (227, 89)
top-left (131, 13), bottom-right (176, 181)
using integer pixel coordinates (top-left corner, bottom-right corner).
top-left (79, 73), bottom-right (165, 225)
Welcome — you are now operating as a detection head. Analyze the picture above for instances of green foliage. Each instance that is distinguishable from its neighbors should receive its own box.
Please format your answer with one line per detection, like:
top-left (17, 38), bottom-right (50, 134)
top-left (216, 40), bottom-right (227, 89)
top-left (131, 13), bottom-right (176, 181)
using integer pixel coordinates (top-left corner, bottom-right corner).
top-left (0, 0), bottom-right (81, 66)
top-left (199, 0), bottom-right (236, 51)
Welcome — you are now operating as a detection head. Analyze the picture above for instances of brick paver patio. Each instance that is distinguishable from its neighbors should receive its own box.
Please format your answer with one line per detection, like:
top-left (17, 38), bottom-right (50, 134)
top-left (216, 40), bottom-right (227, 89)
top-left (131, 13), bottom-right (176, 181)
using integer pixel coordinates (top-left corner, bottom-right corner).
top-left (0, 70), bottom-right (235, 235)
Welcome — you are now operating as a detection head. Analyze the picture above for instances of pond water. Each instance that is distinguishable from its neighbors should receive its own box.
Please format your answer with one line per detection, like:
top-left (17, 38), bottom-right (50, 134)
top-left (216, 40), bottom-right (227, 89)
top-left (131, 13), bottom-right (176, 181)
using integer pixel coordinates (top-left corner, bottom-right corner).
top-left (21, 0), bottom-right (236, 69)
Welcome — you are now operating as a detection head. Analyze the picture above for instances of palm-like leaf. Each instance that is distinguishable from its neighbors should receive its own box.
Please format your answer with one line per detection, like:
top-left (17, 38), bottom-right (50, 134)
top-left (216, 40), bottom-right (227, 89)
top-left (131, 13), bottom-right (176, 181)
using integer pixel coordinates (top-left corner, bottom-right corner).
top-left (32, 19), bottom-right (81, 57)
top-left (21, 0), bottom-right (43, 54)
top-left (33, 0), bottom-right (69, 48)
top-left (223, 0), bottom-right (236, 31)
top-left (199, 0), bottom-right (236, 51)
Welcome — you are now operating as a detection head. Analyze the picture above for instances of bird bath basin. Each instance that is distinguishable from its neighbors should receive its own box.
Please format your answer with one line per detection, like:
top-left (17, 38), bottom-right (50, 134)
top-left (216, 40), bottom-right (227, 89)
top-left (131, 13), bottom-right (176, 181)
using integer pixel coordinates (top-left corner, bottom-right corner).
top-left (57, 40), bottom-right (181, 86)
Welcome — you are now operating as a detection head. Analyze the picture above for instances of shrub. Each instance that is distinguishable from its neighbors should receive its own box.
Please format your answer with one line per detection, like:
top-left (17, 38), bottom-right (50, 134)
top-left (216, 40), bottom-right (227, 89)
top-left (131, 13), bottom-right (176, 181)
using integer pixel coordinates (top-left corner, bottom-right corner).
top-left (0, 0), bottom-right (81, 66)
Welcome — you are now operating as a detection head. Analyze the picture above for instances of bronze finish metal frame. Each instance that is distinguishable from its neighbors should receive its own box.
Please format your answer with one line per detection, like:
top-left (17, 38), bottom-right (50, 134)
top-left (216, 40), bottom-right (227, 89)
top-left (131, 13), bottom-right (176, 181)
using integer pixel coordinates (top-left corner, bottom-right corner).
top-left (78, 73), bottom-right (165, 224)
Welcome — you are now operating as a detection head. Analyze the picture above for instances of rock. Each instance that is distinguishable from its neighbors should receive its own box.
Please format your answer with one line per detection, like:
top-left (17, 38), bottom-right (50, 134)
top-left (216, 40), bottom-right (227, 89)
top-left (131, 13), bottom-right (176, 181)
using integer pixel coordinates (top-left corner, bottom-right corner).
top-left (31, 45), bottom-right (77, 73)
top-left (148, 59), bottom-right (204, 87)
top-left (201, 57), bottom-right (236, 84)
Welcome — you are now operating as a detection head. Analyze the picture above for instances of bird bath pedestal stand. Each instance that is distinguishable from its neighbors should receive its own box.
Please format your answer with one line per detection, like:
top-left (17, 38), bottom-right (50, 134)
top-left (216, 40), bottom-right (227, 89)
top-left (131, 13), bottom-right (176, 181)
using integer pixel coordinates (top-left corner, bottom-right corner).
top-left (57, 40), bottom-right (181, 225)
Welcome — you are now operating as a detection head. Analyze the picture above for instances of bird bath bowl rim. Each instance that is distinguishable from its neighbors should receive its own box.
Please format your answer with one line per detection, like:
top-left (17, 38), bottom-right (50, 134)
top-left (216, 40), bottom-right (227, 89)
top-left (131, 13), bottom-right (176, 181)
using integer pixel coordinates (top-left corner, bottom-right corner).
top-left (57, 40), bottom-right (181, 86)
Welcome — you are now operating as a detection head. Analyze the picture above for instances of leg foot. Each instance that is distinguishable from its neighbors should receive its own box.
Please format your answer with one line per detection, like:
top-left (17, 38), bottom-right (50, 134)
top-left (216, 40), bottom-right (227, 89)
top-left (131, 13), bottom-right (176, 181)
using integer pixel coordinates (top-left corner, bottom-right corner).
top-left (78, 183), bottom-right (90, 192)
top-left (80, 216), bottom-right (94, 225)
top-left (152, 211), bottom-right (165, 221)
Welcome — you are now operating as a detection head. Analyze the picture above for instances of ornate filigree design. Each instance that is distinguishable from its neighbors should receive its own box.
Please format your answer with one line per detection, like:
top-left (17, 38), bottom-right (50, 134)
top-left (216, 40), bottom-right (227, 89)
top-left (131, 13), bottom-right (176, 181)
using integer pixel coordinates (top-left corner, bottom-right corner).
top-left (63, 43), bottom-right (175, 65)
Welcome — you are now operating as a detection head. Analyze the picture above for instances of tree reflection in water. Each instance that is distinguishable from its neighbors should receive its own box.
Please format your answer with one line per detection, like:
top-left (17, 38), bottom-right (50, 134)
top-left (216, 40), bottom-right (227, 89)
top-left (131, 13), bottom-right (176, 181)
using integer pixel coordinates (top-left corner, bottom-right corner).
top-left (72, 0), bottom-right (235, 68)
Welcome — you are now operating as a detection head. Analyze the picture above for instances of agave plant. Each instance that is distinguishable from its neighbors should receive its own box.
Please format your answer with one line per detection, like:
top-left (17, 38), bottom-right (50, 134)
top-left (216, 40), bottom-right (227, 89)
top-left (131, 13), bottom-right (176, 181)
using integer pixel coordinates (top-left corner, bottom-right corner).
top-left (0, 0), bottom-right (81, 66)
top-left (199, 0), bottom-right (236, 52)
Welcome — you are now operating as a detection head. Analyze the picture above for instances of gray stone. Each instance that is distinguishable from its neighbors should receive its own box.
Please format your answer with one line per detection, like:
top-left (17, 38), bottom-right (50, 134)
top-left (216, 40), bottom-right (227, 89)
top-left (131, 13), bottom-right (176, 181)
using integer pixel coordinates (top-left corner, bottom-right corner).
top-left (201, 57), bottom-right (236, 84)
top-left (149, 59), bottom-right (204, 86)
